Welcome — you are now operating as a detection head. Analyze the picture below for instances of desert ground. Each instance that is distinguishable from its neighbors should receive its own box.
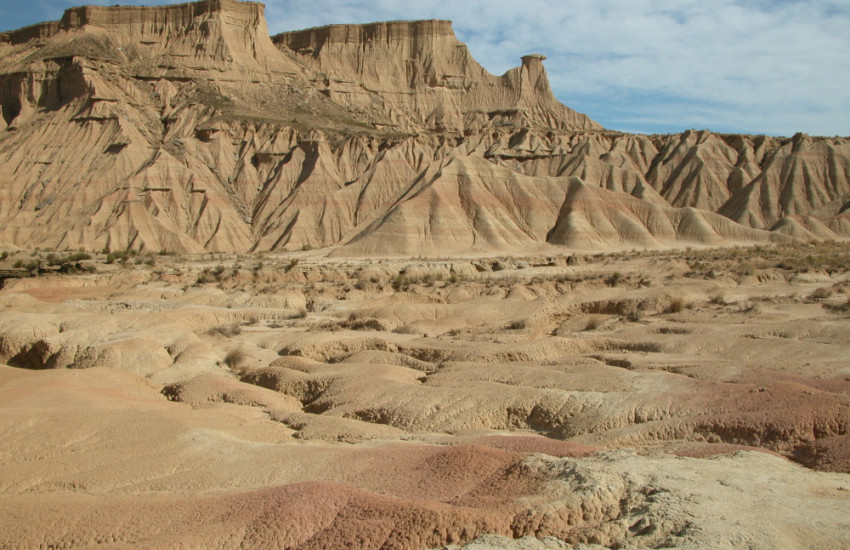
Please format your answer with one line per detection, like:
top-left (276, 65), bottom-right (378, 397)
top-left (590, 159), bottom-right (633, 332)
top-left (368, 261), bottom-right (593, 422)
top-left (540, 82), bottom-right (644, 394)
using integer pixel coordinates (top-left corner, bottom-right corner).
top-left (1, 242), bottom-right (849, 549)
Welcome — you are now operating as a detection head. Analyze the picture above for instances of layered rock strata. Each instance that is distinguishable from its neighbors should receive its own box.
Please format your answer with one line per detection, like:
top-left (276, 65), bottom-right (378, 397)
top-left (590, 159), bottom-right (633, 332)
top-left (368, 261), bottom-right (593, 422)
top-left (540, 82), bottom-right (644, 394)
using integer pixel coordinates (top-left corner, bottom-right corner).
top-left (0, 1), bottom-right (847, 254)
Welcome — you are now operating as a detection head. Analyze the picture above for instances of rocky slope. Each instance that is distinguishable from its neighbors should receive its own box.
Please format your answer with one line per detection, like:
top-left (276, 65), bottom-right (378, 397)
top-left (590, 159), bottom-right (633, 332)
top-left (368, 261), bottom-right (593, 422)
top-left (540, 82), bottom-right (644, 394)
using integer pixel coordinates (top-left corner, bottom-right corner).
top-left (0, 0), bottom-right (848, 254)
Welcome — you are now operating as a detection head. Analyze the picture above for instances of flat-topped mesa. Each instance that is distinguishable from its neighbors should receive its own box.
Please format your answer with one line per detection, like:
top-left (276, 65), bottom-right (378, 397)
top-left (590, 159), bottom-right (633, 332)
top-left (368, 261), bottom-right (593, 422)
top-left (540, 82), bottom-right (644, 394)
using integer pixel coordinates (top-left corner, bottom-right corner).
top-left (278, 19), bottom-right (456, 52)
top-left (0, 0), bottom-right (296, 128)
top-left (1, 0), bottom-right (286, 74)
top-left (1, 0), bottom-right (264, 44)
top-left (61, 0), bottom-right (264, 31)
top-left (273, 20), bottom-right (466, 90)
top-left (0, 21), bottom-right (62, 46)
top-left (273, 20), bottom-right (600, 132)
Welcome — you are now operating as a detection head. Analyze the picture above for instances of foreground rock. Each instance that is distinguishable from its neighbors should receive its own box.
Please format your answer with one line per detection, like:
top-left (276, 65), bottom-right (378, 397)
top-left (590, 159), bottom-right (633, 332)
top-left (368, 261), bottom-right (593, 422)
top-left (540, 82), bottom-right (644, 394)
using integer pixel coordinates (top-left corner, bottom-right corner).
top-left (0, 245), bottom-right (848, 548)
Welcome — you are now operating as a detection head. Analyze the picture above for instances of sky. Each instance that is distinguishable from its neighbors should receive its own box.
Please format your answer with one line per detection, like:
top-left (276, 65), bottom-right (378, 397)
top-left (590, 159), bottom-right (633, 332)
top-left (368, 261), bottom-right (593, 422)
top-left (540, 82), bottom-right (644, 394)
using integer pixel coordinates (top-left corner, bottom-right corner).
top-left (2, 0), bottom-right (848, 136)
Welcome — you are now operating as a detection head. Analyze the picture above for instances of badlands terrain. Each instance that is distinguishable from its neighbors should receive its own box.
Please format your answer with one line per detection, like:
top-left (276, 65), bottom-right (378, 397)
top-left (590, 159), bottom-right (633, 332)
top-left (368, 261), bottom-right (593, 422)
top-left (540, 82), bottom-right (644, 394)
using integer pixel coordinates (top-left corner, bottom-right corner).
top-left (1, 0), bottom-right (850, 548)
top-left (0, 243), bottom-right (849, 548)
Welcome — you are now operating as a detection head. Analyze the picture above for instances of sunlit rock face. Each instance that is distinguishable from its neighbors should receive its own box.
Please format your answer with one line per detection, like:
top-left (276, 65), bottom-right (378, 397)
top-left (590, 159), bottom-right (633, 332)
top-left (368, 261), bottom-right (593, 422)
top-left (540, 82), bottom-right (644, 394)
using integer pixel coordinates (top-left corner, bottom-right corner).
top-left (0, 0), bottom-right (847, 254)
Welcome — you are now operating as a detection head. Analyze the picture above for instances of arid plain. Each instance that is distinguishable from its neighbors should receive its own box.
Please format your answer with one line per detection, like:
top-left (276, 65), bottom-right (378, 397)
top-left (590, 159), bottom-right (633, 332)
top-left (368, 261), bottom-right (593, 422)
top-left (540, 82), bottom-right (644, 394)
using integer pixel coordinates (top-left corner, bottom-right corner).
top-left (1, 243), bottom-right (849, 548)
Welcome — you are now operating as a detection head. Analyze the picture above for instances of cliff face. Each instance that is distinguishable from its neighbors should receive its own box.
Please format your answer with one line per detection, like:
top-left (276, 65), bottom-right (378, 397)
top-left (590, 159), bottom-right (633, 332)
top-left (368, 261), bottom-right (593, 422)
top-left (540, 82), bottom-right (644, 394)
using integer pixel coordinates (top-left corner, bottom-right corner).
top-left (273, 21), bottom-right (600, 133)
top-left (0, 0), bottom-right (847, 254)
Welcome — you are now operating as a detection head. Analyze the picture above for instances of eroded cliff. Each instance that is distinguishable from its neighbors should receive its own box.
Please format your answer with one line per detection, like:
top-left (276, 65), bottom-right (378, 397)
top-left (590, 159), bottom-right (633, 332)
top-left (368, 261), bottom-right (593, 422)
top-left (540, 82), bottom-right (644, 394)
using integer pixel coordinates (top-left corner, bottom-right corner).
top-left (0, 0), bottom-right (847, 254)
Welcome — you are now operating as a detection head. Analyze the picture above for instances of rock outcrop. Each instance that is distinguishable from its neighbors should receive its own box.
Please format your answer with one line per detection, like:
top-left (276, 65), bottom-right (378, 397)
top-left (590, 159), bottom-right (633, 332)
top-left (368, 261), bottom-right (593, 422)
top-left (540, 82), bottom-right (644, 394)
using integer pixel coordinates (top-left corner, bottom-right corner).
top-left (0, 0), bottom-right (847, 254)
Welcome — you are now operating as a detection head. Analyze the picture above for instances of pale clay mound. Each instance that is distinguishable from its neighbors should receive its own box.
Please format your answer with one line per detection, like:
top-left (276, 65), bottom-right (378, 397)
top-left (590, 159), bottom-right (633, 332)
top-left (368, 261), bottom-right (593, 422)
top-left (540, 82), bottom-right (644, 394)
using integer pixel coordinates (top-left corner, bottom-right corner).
top-left (0, 0), bottom-right (849, 254)
top-left (0, 246), bottom-right (849, 548)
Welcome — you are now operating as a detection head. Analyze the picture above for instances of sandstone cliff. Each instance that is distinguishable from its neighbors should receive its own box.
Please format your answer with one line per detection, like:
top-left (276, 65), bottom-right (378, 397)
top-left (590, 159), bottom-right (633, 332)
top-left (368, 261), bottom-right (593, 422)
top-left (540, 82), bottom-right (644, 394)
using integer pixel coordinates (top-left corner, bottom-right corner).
top-left (0, 0), bottom-right (847, 255)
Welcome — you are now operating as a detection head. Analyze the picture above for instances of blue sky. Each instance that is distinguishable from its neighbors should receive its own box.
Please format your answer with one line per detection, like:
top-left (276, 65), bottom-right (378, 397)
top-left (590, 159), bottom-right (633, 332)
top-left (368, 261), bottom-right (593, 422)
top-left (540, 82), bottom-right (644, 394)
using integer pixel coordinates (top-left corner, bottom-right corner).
top-left (2, 0), bottom-right (848, 136)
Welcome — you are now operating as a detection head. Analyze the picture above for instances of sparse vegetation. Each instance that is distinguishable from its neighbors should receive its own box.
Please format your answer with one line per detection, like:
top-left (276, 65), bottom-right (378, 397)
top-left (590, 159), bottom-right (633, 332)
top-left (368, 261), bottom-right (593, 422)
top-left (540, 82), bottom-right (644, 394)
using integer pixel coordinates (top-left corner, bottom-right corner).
top-left (46, 252), bottom-right (92, 266)
top-left (709, 291), bottom-right (726, 305)
top-left (13, 259), bottom-right (41, 272)
top-left (809, 287), bottom-right (834, 301)
top-left (393, 324), bottom-right (420, 335)
top-left (667, 297), bottom-right (688, 313)
top-left (223, 347), bottom-right (249, 371)
top-left (288, 307), bottom-right (308, 319)
top-left (606, 272), bottom-right (623, 287)
top-left (507, 319), bottom-right (528, 330)
top-left (391, 273), bottom-right (412, 291)
top-left (208, 324), bottom-right (242, 337)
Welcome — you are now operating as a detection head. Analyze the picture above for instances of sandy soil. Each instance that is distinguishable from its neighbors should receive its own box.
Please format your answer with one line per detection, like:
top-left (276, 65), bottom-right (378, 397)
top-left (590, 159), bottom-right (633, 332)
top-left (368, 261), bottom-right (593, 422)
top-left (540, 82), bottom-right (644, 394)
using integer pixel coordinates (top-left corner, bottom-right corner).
top-left (0, 243), bottom-right (849, 549)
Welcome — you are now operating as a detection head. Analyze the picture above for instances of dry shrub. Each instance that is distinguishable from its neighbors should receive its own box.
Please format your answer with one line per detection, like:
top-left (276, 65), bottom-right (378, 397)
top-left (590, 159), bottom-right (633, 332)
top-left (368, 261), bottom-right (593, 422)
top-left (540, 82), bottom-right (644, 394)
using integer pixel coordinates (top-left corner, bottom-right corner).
top-left (709, 292), bottom-right (726, 305)
top-left (224, 347), bottom-right (249, 372)
top-left (508, 319), bottom-right (528, 330)
top-left (625, 309), bottom-right (643, 322)
top-left (810, 287), bottom-right (834, 301)
top-left (667, 297), bottom-right (688, 313)
top-left (667, 296), bottom-right (690, 313)
top-left (288, 307), bottom-right (308, 319)
top-left (208, 324), bottom-right (242, 337)
top-left (393, 324), bottom-right (420, 335)
top-left (584, 317), bottom-right (602, 331)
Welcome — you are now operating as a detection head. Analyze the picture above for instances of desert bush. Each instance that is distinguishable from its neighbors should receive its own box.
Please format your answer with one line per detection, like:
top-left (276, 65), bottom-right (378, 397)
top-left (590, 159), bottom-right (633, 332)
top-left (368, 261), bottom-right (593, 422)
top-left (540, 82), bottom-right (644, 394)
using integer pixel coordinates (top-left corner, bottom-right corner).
top-left (223, 347), bottom-right (249, 371)
top-left (133, 253), bottom-right (156, 266)
top-left (584, 317), bottom-right (601, 331)
top-left (605, 272), bottom-right (623, 287)
top-left (625, 309), bottom-right (643, 322)
top-left (667, 297), bottom-right (688, 313)
top-left (391, 274), bottom-right (412, 291)
top-left (508, 319), bottom-right (528, 330)
top-left (288, 307), bottom-right (308, 319)
top-left (14, 259), bottom-right (40, 271)
top-left (0, 251), bottom-right (8, 261)
top-left (709, 292), bottom-right (726, 305)
top-left (196, 265), bottom-right (229, 284)
top-left (46, 252), bottom-right (92, 266)
top-left (810, 287), bottom-right (834, 300)
top-left (208, 324), bottom-right (242, 337)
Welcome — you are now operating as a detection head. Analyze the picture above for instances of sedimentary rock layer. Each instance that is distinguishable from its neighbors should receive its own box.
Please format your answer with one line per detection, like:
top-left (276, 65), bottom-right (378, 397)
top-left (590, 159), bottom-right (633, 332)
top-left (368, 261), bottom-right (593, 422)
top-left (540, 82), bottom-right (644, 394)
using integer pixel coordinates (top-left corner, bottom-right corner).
top-left (0, 0), bottom-right (848, 254)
